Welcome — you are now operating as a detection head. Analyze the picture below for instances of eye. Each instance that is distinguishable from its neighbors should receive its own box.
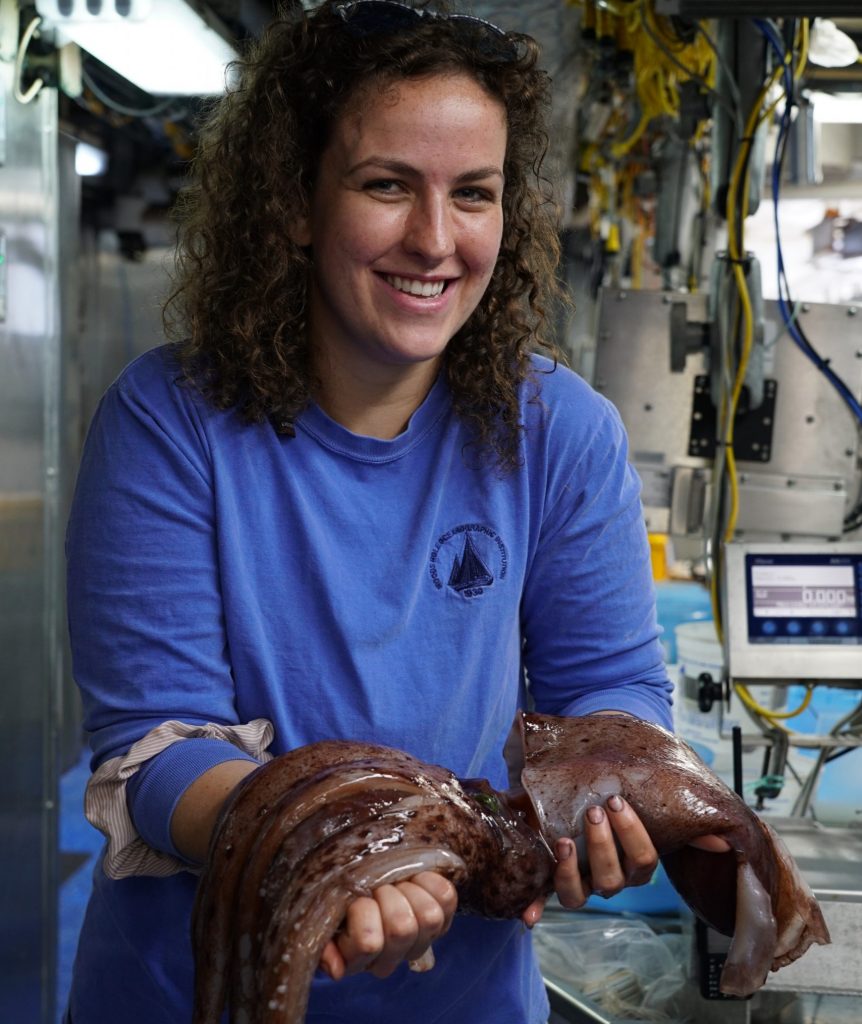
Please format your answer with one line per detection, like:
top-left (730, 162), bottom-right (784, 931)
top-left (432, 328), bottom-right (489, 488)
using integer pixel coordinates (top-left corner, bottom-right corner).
top-left (364, 179), bottom-right (404, 196)
top-left (454, 186), bottom-right (497, 206)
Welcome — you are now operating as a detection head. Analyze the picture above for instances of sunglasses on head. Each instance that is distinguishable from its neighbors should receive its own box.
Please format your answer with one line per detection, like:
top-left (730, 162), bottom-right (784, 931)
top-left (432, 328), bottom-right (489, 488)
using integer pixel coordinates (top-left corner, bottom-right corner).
top-left (333, 0), bottom-right (522, 62)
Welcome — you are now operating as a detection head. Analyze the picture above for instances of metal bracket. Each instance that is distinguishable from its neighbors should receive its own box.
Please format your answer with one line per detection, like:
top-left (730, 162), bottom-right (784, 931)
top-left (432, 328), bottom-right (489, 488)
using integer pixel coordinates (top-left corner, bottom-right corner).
top-left (670, 301), bottom-right (709, 373)
top-left (688, 375), bottom-right (777, 462)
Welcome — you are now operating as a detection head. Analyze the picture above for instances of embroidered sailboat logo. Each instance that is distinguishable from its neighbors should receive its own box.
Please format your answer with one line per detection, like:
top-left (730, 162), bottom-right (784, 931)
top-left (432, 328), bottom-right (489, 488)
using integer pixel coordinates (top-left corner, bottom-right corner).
top-left (448, 533), bottom-right (493, 596)
top-left (428, 522), bottom-right (508, 597)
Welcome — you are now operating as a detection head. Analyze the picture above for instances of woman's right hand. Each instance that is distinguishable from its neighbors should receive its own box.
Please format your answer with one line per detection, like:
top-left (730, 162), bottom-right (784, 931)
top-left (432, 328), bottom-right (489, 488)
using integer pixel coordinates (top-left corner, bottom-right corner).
top-left (318, 872), bottom-right (458, 980)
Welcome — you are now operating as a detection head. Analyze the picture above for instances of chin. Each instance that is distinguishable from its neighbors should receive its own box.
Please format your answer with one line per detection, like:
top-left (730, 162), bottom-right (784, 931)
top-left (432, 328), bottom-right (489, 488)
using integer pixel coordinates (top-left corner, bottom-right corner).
top-left (380, 341), bottom-right (450, 366)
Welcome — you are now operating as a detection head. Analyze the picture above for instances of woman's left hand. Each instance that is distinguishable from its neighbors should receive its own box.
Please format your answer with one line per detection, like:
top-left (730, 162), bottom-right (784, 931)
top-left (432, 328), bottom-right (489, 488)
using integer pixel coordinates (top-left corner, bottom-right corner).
top-left (521, 795), bottom-right (731, 927)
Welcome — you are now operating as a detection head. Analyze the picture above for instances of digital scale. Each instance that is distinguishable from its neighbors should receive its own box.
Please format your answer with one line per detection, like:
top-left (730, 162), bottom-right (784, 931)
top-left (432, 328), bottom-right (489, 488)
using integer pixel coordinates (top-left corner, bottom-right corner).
top-left (724, 542), bottom-right (862, 685)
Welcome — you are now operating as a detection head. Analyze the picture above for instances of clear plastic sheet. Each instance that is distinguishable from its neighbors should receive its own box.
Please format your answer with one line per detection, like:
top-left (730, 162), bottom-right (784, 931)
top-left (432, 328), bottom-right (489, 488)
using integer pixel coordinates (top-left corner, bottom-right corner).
top-left (534, 912), bottom-right (693, 1022)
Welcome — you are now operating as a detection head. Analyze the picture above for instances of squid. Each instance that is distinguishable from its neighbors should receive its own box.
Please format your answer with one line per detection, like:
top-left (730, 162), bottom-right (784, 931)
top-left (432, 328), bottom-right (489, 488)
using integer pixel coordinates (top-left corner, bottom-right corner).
top-left (191, 713), bottom-right (830, 1024)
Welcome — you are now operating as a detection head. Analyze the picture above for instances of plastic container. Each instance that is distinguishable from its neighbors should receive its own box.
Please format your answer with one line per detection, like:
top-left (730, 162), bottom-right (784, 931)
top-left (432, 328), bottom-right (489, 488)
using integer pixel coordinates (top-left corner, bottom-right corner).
top-left (812, 749), bottom-right (862, 825)
top-left (648, 533), bottom-right (669, 581)
top-left (675, 619), bottom-right (724, 688)
top-left (674, 620), bottom-right (786, 781)
top-left (654, 580), bottom-right (713, 664)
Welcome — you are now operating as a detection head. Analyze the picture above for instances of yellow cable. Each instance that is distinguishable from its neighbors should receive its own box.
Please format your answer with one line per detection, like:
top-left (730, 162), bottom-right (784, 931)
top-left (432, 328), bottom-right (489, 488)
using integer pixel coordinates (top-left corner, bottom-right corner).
top-left (610, 1), bottom-right (716, 160)
top-left (724, 23), bottom-right (808, 543)
top-left (722, 63), bottom-right (786, 542)
top-left (720, 24), bottom-right (811, 731)
top-left (734, 682), bottom-right (814, 722)
top-left (795, 19), bottom-right (809, 81)
top-left (709, 54), bottom-right (788, 640)
top-left (720, 24), bottom-right (810, 729)
top-left (610, 109), bottom-right (652, 159)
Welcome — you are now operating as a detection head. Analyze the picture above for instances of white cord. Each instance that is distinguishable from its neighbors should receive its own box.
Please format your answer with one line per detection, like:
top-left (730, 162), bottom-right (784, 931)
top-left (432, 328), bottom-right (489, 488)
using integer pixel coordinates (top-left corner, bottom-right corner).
top-left (14, 15), bottom-right (44, 104)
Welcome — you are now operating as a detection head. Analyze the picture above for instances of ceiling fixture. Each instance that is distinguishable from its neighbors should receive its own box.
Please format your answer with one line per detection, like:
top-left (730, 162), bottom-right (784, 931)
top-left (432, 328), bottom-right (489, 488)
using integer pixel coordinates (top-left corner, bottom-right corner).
top-left (35, 0), bottom-right (238, 96)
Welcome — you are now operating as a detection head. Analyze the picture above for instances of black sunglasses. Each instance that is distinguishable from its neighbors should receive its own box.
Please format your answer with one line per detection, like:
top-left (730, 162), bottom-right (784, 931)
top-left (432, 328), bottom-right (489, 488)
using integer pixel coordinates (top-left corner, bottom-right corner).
top-left (333, 0), bottom-right (522, 62)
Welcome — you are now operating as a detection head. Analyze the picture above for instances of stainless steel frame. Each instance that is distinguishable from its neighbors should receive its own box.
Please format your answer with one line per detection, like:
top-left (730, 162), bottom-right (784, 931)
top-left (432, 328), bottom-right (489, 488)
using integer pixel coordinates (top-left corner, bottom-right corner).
top-left (0, 63), bottom-right (64, 1023)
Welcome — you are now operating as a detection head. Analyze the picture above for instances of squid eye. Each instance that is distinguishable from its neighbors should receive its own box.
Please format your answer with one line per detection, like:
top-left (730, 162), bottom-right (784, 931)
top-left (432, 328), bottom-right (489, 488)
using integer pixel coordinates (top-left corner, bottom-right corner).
top-left (472, 792), bottom-right (502, 815)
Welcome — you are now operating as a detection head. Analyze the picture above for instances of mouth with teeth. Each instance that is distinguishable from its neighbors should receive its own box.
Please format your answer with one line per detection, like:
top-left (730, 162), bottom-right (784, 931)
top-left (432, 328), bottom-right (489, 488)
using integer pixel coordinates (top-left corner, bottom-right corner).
top-left (382, 274), bottom-right (449, 298)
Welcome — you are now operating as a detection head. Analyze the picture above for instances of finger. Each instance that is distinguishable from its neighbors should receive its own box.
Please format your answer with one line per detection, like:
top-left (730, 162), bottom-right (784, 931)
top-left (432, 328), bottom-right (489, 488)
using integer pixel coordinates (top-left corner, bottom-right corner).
top-left (521, 895), bottom-right (546, 928)
top-left (690, 834), bottom-right (732, 853)
top-left (552, 837), bottom-right (590, 909)
top-left (408, 872), bottom-right (459, 931)
top-left (584, 804), bottom-right (626, 897)
top-left (390, 880), bottom-right (447, 962)
top-left (365, 884), bottom-right (420, 979)
top-left (319, 938), bottom-right (346, 981)
top-left (336, 896), bottom-right (385, 976)
top-left (605, 795), bottom-right (658, 886)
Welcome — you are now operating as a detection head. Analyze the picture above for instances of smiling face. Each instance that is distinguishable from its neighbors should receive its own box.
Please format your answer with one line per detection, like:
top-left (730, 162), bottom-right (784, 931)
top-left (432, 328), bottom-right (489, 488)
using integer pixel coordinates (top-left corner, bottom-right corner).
top-left (299, 71), bottom-right (508, 403)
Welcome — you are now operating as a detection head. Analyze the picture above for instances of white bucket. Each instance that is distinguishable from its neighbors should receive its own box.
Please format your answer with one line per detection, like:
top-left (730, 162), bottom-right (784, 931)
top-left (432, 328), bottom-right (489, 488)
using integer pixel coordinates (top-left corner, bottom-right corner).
top-left (673, 621), bottom-right (786, 783)
top-left (675, 620), bottom-right (724, 687)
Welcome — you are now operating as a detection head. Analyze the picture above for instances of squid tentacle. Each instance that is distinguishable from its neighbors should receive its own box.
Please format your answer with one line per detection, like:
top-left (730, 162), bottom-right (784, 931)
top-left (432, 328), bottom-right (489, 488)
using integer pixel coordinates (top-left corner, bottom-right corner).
top-left (192, 714), bottom-right (831, 1023)
top-left (258, 846), bottom-right (469, 1024)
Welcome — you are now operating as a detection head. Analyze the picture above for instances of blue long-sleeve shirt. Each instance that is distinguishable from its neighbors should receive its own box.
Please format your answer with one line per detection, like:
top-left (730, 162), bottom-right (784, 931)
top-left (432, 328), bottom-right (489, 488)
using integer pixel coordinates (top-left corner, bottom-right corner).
top-left (65, 345), bottom-right (671, 1024)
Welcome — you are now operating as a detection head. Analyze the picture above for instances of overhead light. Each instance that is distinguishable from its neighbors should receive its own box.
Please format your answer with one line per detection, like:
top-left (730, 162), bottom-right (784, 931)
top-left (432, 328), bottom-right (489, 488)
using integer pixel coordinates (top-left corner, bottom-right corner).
top-left (36, 0), bottom-right (238, 96)
top-left (75, 141), bottom-right (109, 175)
top-left (809, 91), bottom-right (862, 125)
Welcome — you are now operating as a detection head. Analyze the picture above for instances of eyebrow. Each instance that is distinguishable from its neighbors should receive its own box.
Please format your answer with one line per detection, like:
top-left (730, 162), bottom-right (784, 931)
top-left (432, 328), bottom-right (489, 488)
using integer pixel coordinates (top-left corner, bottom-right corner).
top-left (346, 157), bottom-right (504, 183)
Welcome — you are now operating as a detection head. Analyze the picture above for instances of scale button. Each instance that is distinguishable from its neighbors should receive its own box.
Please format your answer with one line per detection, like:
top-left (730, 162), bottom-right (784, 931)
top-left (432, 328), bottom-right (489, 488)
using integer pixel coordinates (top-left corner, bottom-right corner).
top-left (785, 620), bottom-right (801, 636)
top-left (810, 621), bottom-right (826, 636)
top-left (762, 620), bottom-right (778, 635)
top-left (835, 621), bottom-right (851, 636)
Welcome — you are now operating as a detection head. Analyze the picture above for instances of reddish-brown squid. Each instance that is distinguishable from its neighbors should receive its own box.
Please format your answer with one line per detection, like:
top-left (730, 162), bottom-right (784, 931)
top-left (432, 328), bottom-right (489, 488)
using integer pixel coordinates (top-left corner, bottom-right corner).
top-left (191, 713), bottom-right (830, 1023)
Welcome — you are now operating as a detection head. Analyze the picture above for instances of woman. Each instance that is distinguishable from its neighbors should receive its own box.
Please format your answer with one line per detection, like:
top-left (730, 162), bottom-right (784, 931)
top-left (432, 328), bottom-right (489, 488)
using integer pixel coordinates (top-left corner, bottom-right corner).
top-left (65, 3), bottom-right (724, 1022)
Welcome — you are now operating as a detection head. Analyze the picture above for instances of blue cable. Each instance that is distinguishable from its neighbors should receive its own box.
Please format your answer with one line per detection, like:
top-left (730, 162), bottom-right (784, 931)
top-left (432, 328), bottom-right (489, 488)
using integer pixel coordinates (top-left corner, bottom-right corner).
top-left (755, 20), bottom-right (862, 426)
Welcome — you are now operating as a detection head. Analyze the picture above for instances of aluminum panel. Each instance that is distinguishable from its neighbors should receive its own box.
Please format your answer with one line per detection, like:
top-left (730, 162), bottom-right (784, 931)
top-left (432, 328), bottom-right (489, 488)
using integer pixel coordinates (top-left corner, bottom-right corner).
top-left (761, 302), bottom-right (861, 487)
top-left (594, 290), bottom-right (862, 541)
top-left (735, 473), bottom-right (847, 540)
top-left (593, 289), bottom-right (711, 535)
top-left (0, 64), bottom-right (61, 1024)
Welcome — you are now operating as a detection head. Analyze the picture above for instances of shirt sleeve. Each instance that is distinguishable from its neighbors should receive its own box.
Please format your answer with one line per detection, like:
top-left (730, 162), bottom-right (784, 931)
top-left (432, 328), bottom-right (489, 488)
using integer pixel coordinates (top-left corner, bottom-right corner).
top-left (521, 394), bottom-right (673, 729)
top-left (66, 351), bottom-right (263, 873)
top-left (86, 720), bottom-right (273, 878)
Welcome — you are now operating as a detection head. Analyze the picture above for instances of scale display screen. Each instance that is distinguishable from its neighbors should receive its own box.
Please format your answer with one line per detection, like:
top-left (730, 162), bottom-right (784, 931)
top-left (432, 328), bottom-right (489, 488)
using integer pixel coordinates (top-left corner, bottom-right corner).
top-left (746, 553), bottom-right (862, 644)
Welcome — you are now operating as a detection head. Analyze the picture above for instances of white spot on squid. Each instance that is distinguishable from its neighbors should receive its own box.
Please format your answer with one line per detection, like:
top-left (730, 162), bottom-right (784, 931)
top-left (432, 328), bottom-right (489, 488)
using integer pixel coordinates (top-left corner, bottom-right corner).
top-left (276, 984), bottom-right (287, 995)
top-left (268, 1000), bottom-right (279, 1011)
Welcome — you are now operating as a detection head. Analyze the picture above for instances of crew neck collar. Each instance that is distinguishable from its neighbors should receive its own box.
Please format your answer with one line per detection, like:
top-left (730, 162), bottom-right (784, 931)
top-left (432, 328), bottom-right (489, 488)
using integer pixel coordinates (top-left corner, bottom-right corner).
top-left (295, 372), bottom-right (452, 463)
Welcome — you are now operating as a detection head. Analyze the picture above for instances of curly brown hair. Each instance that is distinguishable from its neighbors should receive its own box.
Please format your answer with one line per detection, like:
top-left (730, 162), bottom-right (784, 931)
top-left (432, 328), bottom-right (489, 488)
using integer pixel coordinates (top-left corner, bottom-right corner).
top-left (163, 0), bottom-right (564, 470)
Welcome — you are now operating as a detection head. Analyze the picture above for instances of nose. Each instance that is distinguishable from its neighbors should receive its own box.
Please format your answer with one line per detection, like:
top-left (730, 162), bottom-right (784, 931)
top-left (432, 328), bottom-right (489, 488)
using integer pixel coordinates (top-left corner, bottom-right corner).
top-left (403, 194), bottom-right (456, 263)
